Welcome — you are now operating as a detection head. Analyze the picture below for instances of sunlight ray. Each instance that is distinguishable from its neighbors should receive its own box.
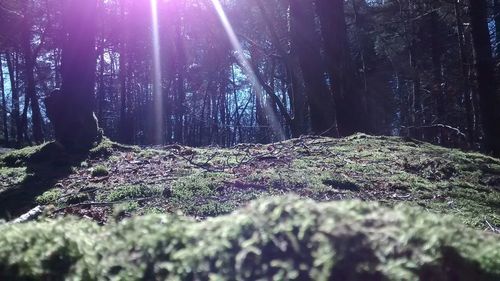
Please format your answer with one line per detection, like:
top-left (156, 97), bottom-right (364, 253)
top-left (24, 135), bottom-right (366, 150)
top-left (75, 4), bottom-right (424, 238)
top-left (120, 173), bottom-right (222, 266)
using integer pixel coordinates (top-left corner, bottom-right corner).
top-left (150, 0), bottom-right (164, 144)
top-left (210, 0), bottom-right (285, 140)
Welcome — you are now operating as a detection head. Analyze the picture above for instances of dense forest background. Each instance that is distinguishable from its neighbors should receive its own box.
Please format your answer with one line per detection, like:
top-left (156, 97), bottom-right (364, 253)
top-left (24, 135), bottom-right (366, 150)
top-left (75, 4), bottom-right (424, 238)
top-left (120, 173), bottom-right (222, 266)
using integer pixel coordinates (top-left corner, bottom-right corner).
top-left (0, 0), bottom-right (499, 156)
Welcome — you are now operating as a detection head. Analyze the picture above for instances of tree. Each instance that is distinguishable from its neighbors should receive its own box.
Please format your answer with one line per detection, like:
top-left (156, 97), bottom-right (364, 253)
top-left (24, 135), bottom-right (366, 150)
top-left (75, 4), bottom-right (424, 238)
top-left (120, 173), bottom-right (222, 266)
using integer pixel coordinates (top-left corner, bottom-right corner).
top-left (5, 53), bottom-right (22, 146)
top-left (289, 0), bottom-right (337, 136)
top-left (20, 0), bottom-right (44, 144)
top-left (454, 0), bottom-right (475, 146)
top-left (0, 54), bottom-right (8, 143)
top-left (45, 0), bottom-right (100, 151)
top-left (494, 0), bottom-right (500, 57)
top-left (316, 0), bottom-right (367, 136)
top-left (469, 0), bottom-right (500, 156)
top-left (0, 0), bottom-right (497, 153)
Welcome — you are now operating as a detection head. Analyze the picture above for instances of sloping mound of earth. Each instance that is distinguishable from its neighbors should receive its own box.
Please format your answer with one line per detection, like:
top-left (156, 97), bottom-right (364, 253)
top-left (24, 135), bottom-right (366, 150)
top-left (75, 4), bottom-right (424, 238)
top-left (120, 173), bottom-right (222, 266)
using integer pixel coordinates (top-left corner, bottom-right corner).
top-left (0, 196), bottom-right (499, 280)
top-left (0, 134), bottom-right (499, 231)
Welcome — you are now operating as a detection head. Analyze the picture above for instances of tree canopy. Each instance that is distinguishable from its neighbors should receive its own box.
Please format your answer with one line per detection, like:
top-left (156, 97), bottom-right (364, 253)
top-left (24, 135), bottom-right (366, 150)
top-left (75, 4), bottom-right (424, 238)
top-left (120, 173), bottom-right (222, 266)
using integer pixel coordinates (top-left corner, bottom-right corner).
top-left (0, 0), bottom-right (499, 155)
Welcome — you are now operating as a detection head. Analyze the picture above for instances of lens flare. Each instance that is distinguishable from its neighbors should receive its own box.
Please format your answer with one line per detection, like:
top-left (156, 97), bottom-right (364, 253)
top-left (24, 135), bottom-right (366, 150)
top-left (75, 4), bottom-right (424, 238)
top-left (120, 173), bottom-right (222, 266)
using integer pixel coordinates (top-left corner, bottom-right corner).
top-left (151, 0), bottom-right (163, 144)
top-left (211, 0), bottom-right (285, 140)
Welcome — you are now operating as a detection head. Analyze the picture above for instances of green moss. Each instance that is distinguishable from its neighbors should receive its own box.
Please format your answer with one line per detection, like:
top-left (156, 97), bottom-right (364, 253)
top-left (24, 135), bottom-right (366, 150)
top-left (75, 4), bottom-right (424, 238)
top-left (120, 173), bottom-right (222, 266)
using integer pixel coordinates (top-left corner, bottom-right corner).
top-left (2, 133), bottom-right (500, 230)
top-left (0, 197), bottom-right (499, 280)
top-left (143, 206), bottom-right (164, 215)
top-left (388, 172), bottom-right (435, 191)
top-left (245, 162), bottom-right (324, 190)
top-left (65, 193), bottom-right (90, 205)
top-left (137, 148), bottom-right (164, 159)
top-left (35, 189), bottom-right (62, 205)
top-left (322, 175), bottom-right (361, 191)
top-left (0, 167), bottom-right (28, 193)
top-left (0, 219), bottom-right (99, 280)
top-left (113, 202), bottom-right (140, 216)
top-left (88, 137), bottom-right (137, 158)
top-left (88, 138), bottom-right (115, 157)
top-left (0, 144), bottom-right (47, 167)
top-left (172, 172), bottom-right (230, 199)
top-left (171, 172), bottom-right (237, 216)
top-left (90, 165), bottom-right (109, 177)
top-left (105, 184), bottom-right (162, 202)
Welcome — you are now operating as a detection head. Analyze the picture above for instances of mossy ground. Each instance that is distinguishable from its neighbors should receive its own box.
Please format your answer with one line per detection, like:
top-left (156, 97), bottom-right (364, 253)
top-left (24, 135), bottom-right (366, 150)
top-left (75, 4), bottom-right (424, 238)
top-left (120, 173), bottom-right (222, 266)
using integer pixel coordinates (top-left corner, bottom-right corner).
top-left (1, 134), bottom-right (499, 229)
top-left (0, 197), bottom-right (499, 280)
top-left (1, 135), bottom-right (500, 280)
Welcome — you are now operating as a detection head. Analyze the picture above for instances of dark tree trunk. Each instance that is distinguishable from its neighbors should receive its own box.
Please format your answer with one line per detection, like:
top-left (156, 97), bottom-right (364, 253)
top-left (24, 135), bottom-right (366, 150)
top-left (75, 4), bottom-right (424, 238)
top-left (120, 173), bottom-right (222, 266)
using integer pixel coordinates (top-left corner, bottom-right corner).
top-left (22, 41), bottom-right (44, 144)
top-left (97, 44), bottom-right (106, 122)
top-left (289, 0), bottom-right (337, 136)
top-left (118, 4), bottom-right (133, 144)
top-left (430, 10), bottom-right (446, 144)
top-left (20, 94), bottom-right (30, 144)
top-left (45, 0), bottom-right (100, 151)
top-left (0, 55), bottom-right (8, 143)
top-left (174, 12), bottom-right (186, 144)
top-left (494, 0), bottom-right (500, 57)
top-left (5, 53), bottom-right (22, 146)
top-left (406, 1), bottom-right (423, 140)
top-left (118, 42), bottom-right (132, 144)
top-left (316, 0), bottom-right (366, 136)
top-left (288, 57), bottom-right (307, 137)
top-left (21, 0), bottom-right (43, 144)
top-left (455, 0), bottom-right (475, 146)
top-left (469, 0), bottom-right (500, 156)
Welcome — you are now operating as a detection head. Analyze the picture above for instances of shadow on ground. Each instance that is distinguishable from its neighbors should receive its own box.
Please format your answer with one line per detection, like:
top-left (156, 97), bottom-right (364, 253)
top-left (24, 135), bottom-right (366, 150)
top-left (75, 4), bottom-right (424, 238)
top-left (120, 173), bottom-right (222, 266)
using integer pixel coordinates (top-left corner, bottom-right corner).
top-left (0, 142), bottom-right (88, 219)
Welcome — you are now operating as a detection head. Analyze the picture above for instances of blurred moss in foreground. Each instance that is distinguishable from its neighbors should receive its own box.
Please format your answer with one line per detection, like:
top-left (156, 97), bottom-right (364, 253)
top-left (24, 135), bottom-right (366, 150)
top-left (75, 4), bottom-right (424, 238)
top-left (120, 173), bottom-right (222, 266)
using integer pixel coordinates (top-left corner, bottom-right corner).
top-left (0, 196), bottom-right (499, 281)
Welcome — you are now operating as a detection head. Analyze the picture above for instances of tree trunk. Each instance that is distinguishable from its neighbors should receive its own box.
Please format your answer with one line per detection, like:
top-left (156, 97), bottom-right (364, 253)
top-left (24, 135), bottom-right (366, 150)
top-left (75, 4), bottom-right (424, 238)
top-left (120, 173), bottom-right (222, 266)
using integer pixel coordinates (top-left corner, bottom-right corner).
top-left (118, 42), bottom-right (132, 143)
top-left (97, 44), bottom-right (106, 122)
top-left (254, 0), bottom-right (302, 136)
top-left (289, 0), bottom-right (337, 136)
top-left (469, 0), bottom-right (500, 156)
top-left (316, 0), bottom-right (366, 136)
top-left (118, 3), bottom-right (133, 144)
top-left (174, 13), bottom-right (186, 144)
top-left (0, 55), bottom-right (8, 143)
top-left (455, 0), bottom-right (475, 146)
top-left (5, 53), bottom-right (22, 146)
top-left (494, 0), bottom-right (500, 57)
top-left (430, 10), bottom-right (446, 144)
top-left (21, 0), bottom-right (44, 144)
top-left (22, 38), bottom-right (44, 144)
top-left (20, 94), bottom-right (30, 144)
top-left (288, 59), bottom-right (306, 137)
top-left (45, 0), bottom-right (100, 151)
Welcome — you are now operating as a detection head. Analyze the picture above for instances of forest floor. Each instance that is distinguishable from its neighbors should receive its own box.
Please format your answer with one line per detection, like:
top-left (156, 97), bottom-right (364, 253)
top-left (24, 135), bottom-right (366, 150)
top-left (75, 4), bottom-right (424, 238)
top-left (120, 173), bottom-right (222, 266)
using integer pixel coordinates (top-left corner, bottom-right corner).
top-left (1, 134), bottom-right (500, 280)
top-left (0, 133), bottom-right (499, 231)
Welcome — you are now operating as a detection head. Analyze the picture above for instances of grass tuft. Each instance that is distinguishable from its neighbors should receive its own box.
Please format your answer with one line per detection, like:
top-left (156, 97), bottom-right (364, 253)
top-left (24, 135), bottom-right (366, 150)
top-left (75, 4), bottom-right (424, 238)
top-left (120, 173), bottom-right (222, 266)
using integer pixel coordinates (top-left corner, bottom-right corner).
top-left (91, 165), bottom-right (109, 177)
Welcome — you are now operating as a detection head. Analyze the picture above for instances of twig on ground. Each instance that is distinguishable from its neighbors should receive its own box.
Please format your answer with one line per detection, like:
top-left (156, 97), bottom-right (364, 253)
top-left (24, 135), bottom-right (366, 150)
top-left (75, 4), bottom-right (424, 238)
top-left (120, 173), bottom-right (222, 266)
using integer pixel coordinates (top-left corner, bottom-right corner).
top-left (402, 124), bottom-right (467, 138)
top-left (485, 219), bottom-right (499, 233)
top-left (12, 206), bottom-right (44, 223)
top-left (89, 176), bottom-right (110, 182)
top-left (53, 196), bottom-right (160, 213)
top-left (179, 152), bottom-right (222, 172)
